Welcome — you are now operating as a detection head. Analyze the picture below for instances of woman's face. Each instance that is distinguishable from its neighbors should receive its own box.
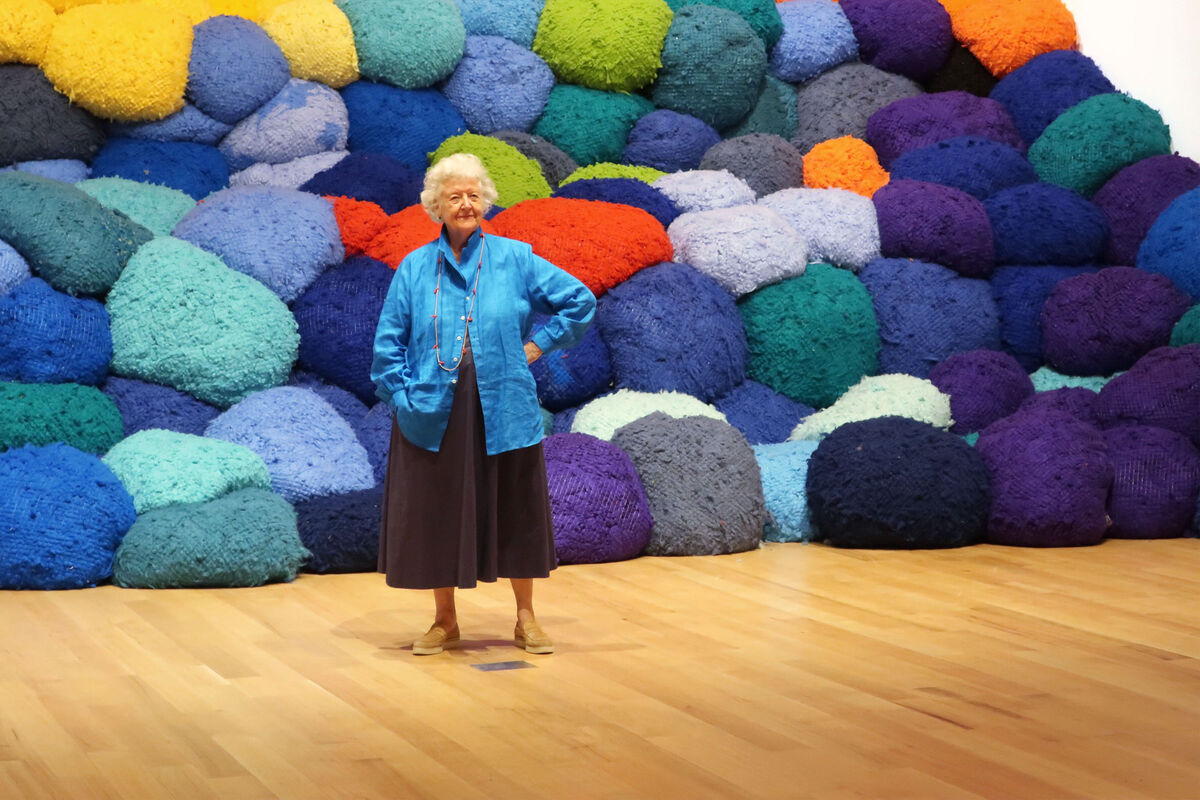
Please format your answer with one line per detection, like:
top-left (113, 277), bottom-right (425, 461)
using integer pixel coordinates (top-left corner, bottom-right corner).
top-left (439, 179), bottom-right (484, 241)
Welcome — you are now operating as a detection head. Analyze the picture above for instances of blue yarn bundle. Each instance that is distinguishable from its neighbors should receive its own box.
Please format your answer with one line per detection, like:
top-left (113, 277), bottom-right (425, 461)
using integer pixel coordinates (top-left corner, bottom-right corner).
top-left (989, 50), bottom-right (1115, 147)
top-left (597, 262), bottom-right (747, 402)
top-left (667, 205), bottom-right (807, 296)
top-left (0, 240), bottom-right (30, 295)
top-left (768, 0), bottom-right (859, 83)
top-left (109, 103), bottom-right (233, 146)
top-left (0, 444), bottom-right (136, 589)
top-left (1094, 155), bottom-right (1200, 267)
top-left (859, 258), bottom-right (1001, 378)
top-left (529, 312), bottom-right (613, 412)
top-left (289, 372), bottom-right (371, 432)
top-left (652, 169), bottom-right (756, 213)
top-left (443, 36), bottom-right (554, 134)
top-left (990, 265), bottom-right (1099, 371)
top-left (1138, 187), bottom-right (1200, 300)
top-left (790, 62), bottom-right (923, 156)
top-left (293, 256), bottom-right (394, 404)
top-left (342, 81), bottom-right (466, 172)
top-left (295, 486), bottom-right (383, 573)
top-left (299, 152), bottom-right (421, 214)
top-left (172, 186), bottom-right (344, 303)
top-left (90, 138), bottom-right (229, 200)
top-left (889, 136), bottom-right (1037, 200)
top-left (101, 377), bottom-right (220, 437)
top-left (357, 401), bottom-right (393, 484)
top-left (622, 110), bottom-right (721, 173)
top-left (715, 380), bottom-right (813, 445)
top-left (757, 187), bottom-right (880, 272)
top-left (490, 130), bottom-right (578, 187)
top-left (986, 182), bottom-right (1108, 266)
top-left (3, 160), bottom-right (89, 183)
top-left (753, 440), bottom-right (819, 542)
top-left (699, 134), bottom-right (804, 197)
top-left (230, 152), bottom-right (348, 190)
top-left (455, 0), bottom-right (545, 48)
top-left (873, 179), bottom-right (995, 278)
top-left (205, 386), bottom-right (376, 502)
top-left (0, 278), bottom-right (110, 385)
top-left (552, 178), bottom-right (680, 228)
top-left (219, 79), bottom-right (348, 172)
top-left (186, 15), bottom-right (291, 125)
top-left (0, 65), bottom-right (105, 167)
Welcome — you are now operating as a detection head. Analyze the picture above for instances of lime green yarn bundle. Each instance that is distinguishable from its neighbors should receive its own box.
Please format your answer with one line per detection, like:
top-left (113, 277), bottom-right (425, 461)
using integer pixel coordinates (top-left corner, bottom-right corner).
top-left (559, 163), bottom-right (667, 186)
top-left (1170, 306), bottom-right (1200, 346)
top-left (430, 133), bottom-right (551, 207)
top-left (533, 84), bottom-right (656, 166)
top-left (107, 237), bottom-right (299, 408)
top-left (335, 0), bottom-right (465, 89)
top-left (0, 382), bottom-right (123, 454)
top-left (1029, 93), bottom-right (1172, 197)
top-left (76, 177), bottom-right (195, 238)
top-left (102, 429), bottom-right (272, 515)
top-left (533, 0), bottom-right (673, 93)
top-left (739, 263), bottom-right (879, 408)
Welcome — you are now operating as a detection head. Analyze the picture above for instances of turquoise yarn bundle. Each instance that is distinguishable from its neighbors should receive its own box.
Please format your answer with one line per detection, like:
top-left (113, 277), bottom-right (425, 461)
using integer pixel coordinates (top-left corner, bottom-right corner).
top-left (336, 0), bottom-right (466, 89)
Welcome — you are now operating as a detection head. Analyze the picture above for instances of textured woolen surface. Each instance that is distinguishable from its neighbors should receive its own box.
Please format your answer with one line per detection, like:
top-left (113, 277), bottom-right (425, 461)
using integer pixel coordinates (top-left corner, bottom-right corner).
top-left (0, 382), bottom-right (124, 454)
top-left (950, 0), bottom-right (1078, 78)
top-left (299, 153), bottom-right (419, 215)
top-left (699, 134), bottom-right (804, 198)
top-left (186, 15), bottom-right (290, 125)
top-left (650, 5), bottom-right (766, 131)
top-left (757, 187), bottom-right (880, 272)
top-left (922, 45), bottom-right (997, 97)
top-left (1029, 93), bottom-right (1172, 198)
top-left (790, 62), bottom-right (923, 156)
top-left (336, 0), bottom-right (465, 89)
top-left (444, 36), bottom-right (554, 134)
top-left (0, 64), bottom-right (105, 166)
top-left (0, 278), bottom-right (110, 385)
top-left (668, 0), bottom-right (782, 48)
top-left (768, 0), bottom-right (858, 84)
top-left (1093, 155), bottom-right (1200, 267)
top-left (1103, 425), bottom-right (1200, 539)
top-left (327, 196), bottom-right (389, 256)
top-left (0, 172), bottom-right (153, 297)
top-left (991, 265), bottom-right (1098, 370)
top-left (109, 103), bottom-right (232, 147)
top-left (597, 262), bottom-right (746, 402)
top-left (455, 0), bottom-right (545, 48)
top-left (801, 136), bottom-right (890, 198)
top-left (928, 349), bottom-right (1034, 434)
top-left (739, 264), bottom-right (879, 408)
top-left (4, 159), bottom-right (89, 184)
top-left (532, 0), bottom-right (671, 92)
top-left (725, 75), bottom-right (800, 141)
top-left (205, 386), bottom-right (375, 502)
top-left (490, 130), bottom-right (578, 188)
top-left (667, 205), bottom-right (806, 296)
top-left (715, 380), bottom-right (813, 446)
top-left (753, 440), bottom-right (819, 542)
top-left (361, 204), bottom-right (450, 267)
top-left (622, 110), bottom-right (721, 173)
top-left (489, 198), bottom-right (672, 296)
top-left (1173, 306), bottom-right (1200, 347)
top-left (1095, 345), bottom-right (1200, 446)
top-left (988, 49), bottom-right (1114, 147)
top-left (859, 258), bottom-right (1001, 378)
top-left (1137, 187), bottom-right (1200, 301)
top-left (570, 389), bottom-right (725, 441)
top-left (889, 136), bottom-right (1036, 200)
top-left (976, 407), bottom-right (1113, 547)
top-left (107, 237), bottom-right (299, 408)
top-left (543, 433), bottom-right (653, 564)
top-left (651, 170), bottom-right (755, 214)
top-left (290, 375), bottom-right (371, 436)
top-left (91, 138), bottom-right (229, 201)
top-left (0, 241), bottom-right (30, 295)
top-left (865, 91), bottom-right (1024, 167)
top-left (874, 179), bottom-right (994, 278)
top-left (102, 429), bottom-right (271, 515)
top-left (806, 416), bottom-right (988, 548)
top-left (789, 373), bottom-right (953, 441)
top-left (552, 179), bottom-right (680, 228)
top-left (986, 182), bottom-right (1107, 266)
top-left (230, 152), bottom-right (349, 190)
top-left (431, 133), bottom-right (552, 208)
top-left (532, 84), bottom-right (655, 167)
top-left (293, 256), bottom-right (392, 404)
top-left (342, 81), bottom-right (465, 172)
top-left (529, 312), bottom-right (613, 412)
top-left (259, 0), bottom-right (360, 89)
top-left (610, 413), bottom-right (764, 556)
top-left (113, 487), bottom-right (309, 589)
top-left (1018, 386), bottom-right (1101, 427)
top-left (76, 177), bottom-right (195, 238)
top-left (295, 486), bottom-right (382, 573)
top-left (101, 377), bottom-right (220, 438)
top-left (0, 443), bottom-right (135, 590)
top-left (1041, 267), bottom-right (1191, 376)
top-left (219, 79), bottom-right (348, 172)
top-left (172, 186), bottom-right (344, 302)
top-left (840, 0), bottom-right (953, 82)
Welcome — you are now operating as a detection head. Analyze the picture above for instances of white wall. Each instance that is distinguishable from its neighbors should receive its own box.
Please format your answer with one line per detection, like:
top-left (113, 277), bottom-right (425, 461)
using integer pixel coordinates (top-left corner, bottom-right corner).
top-left (1064, 0), bottom-right (1200, 159)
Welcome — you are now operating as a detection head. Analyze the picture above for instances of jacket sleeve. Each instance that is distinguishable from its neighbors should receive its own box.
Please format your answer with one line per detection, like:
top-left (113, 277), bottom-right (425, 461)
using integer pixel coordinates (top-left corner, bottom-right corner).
top-left (370, 260), bottom-right (414, 409)
top-left (524, 251), bottom-right (597, 354)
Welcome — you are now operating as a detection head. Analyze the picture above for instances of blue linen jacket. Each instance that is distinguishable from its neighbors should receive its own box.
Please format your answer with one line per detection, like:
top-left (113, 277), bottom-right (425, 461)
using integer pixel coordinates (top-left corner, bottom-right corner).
top-left (371, 228), bottom-right (596, 455)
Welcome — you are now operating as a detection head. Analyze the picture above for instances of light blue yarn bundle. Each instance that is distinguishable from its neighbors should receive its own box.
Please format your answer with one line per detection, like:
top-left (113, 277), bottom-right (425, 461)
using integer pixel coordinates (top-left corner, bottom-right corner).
top-left (219, 79), bottom-right (349, 172)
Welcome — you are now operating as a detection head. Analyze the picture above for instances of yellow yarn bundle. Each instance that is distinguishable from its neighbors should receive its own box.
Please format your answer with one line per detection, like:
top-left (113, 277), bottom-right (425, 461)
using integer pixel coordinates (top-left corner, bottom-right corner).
top-left (0, 0), bottom-right (55, 65)
top-left (261, 0), bottom-right (359, 88)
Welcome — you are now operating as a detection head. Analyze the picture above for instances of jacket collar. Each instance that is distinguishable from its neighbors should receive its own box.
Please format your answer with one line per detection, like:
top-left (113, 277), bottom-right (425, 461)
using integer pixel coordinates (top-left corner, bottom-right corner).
top-left (437, 226), bottom-right (484, 274)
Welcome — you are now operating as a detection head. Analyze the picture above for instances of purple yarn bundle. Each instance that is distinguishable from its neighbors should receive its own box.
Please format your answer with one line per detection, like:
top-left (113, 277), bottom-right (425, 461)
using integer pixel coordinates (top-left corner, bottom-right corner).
top-left (1092, 155), bottom-right (1200, 266)
top-left (865, 91), bottom-right (1025, 167)
top-left (839, 0), bottom-right (953, 82)
top-left (990, 265), bottom-right (1099, 371)
top-left (928, 349), bottom-right (1034, 434)
top-left (1018, 387), bottom-right (1101, 427)
top-left (1095, 345), bottom-right (1200, 446)
top-left (1103, 425), bottom-right (1200, 539)
top-left (622, 109), bottom-right (721, 172)
top-left (873, 179), bottom-right (995, 278)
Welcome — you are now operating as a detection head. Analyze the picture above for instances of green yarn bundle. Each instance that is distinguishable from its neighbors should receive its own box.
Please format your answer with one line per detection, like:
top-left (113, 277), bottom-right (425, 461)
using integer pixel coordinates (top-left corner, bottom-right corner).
top-left (533, 84), bottom-right (656, 166)
top-left (726, 75), bottom-right (799, 140)
top-left (739, 263), bottom-right (879, 408)
top-left (533, 0), bottom-right (673, 92)
top-left (429, 133), bottom-right (552, 207)
top-left (113, 488), bottom-right (310, 588)
top-left (107, 237), bottom-right (299, 408)
top-left (559, 163), bottom-right (667, 186)
top-left (335, 0), bottom-right (465, 89)
top-left (76, 177), bottom-right (196, 237)
top-left (1170, 306), bottom-right (1200, 346)
top-left (0, 382), bottom-right (124, 454)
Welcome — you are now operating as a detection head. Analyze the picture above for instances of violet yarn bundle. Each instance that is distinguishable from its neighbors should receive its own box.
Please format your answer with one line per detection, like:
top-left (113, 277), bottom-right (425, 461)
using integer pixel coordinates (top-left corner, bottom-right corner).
top-left (1018, 387), bottom-right (1101, 427)
top-left (839, 0), bottom-right (953, 82)
top-left (790, 62), bottom-right (923, 156)
top-left (988, 50), bottom-right (1116, 146)
top-left (873, 179), bottom-right (995, 278)
top-left (713, 379), bottom-right (813, 445)
top-left (985, 183), bottom-right (1108, 266)
top-left (698, 134), bottom-right (804, 198)
top-left (990, 265), bottom-right (1099, 371)
top-left (102, 376), bottom-right (221, 438)
top-left (928, 349), bottom-right (1034, 434)
top-left (976, 407), bottom-right (1113, 547)
top-left (1103, 425), bottom-right (1200, 539)
top-left (294, 486), bottom-right (383, 573)
top-left (865, 92), bottom-right (1024, 167)
top-left (543, 433), bottom-right (653, 564)
top-left (622, 109), bottom-right (721, 173)
top-left (1095, 345), bottom-right (1200, 446)
top-left (299, 152), bottom-right (422, 215)
top-left (1092, 155), bottom-right (1200, 267)
top-left (889, 136), bottom-right (1037, 201)
top-left (0, 278), bottom-right (111, 386)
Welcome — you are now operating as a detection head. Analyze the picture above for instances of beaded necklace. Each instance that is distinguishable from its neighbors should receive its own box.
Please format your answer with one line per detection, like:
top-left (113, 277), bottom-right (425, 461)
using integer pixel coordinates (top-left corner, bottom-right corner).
top-left (432, 231), bottom-right (484, 372)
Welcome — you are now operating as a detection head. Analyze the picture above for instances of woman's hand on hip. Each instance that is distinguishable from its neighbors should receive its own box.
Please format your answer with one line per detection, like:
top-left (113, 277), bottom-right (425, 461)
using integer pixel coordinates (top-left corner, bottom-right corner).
top-left (524, 341), bottom-right (543, 364)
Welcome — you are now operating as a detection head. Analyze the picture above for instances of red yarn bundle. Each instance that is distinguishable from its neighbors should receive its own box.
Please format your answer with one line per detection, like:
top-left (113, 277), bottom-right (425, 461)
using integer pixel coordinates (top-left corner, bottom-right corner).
top-left (326, 195), bottom-right (389, 257)
top-left (363, 204), bottom-right (496, 268)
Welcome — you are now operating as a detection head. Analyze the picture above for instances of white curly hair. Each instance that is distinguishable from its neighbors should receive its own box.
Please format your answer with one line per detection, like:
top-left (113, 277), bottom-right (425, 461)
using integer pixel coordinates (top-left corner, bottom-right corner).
top-left (420, 153), bottom-right (499, 222)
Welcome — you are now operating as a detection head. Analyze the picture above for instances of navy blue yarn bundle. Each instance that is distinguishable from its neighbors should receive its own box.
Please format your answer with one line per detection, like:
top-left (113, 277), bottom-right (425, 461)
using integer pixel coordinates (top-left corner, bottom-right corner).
top-left (0, 65), bottom-right (105, 166)
top-left (342, 81), bottom-right (466, 172)
top-left (110, 103), bottom-right (233, 146)
top-left (552, 405), bottom-right (582, 435)
top-left (90, 138), bottom-right (229, 200)
top-left (1103, 425), bottom-right (1200, 539)
top-left (622, 109), bottom-right (720, 172)
top-left (889, 136), bottom-right (1037, 200)
top-left (928, 349), bottom-right (1033, 434)
top-left (1138, 187), bottom-right (1200, 301)
top-left (873, 179), bottom-right (995, 278)
top-left (597, 262), bottom-right (747, 402)
top-left (713, 379), bottom-right (813, 445)
top-left (490, 130), bottom-right (579, 187)
top-left (699, 134), bottom-right (805, 197)
top-left (805, 416), bottom-right (989, 549)
top-left (552, 178), bottom-right (680, 228)
top-left (858, 258), bottom-right (1000, 378)
top-left (0, 278), bottom-right (111, 385)
top-left (443, 35), bottom-right (555, 134)
top-left (528, 313), bottom-right (613, 412)
top-left (293, 256), bottom-right (394, 404)
top-left (186, 15), bottom-right (291, 125)
top-left (295, 485), bottom-right (383, 573)
top-left (356, 401), bottom-right (393, 483)
top-left (300, 151), bottom-right (422, 214)
top-left (102, 376), bottom-right (220, 437)
top-left (988, 50), bottom-right (1115, 146)
top-left (0, 443), bottom-right (136, 589)
top-left (990, 265), bottom-right (1099, 371)
top-left (985, 182), bottom-right (1108, 266)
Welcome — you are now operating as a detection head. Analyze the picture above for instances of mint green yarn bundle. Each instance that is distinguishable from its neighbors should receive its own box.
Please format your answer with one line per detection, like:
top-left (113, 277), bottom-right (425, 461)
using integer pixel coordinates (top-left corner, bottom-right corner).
top-left (107, 237), bottom-right (299, 408)
top-left (788, 374), bottom-right (953, 441)
top-left (533, 0), bottom-right (673, 93)
top-left (1029, 94), bottom-right (1172, 197)
top-left (559, 163), bottom-right (666, 186)
top-left (1029, 367), bottom-right (1118, 393)
top-left (533, 84), bottom-right (656, 166)
top-left (76, 178), bottom-right (195, 238)
top-left (570, 389), bottom-right (726, 441)
top-left (0, 382), bottom-right (124, 454)
top-left (102, 429), bottom-right (271, 515)
top-left (430, 133), bottom-right (551, 207)
top-left (1171, 306), bottom-right (1200, 346)
top-left (336, 0), bottom-right (466, 89)
top-left (112, 488), bottom-right (310, 589)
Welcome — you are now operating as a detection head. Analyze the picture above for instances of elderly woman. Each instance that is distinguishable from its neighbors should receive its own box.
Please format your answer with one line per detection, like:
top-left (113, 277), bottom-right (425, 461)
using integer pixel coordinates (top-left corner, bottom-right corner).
top-left (371, 153), bottom-right (596, 656)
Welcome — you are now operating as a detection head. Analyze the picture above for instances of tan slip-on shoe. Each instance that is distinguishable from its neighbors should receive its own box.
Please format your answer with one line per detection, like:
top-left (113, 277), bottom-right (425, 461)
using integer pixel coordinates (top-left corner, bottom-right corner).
top-left (413, 625), bottom-right (460, 655)
top-left (514, 621), bottom-right (554, 654)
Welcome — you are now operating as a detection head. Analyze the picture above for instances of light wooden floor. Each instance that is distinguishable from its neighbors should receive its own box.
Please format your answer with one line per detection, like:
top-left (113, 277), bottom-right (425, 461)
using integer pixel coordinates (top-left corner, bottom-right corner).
top-left (3, 539), bottom-right (1200, 800)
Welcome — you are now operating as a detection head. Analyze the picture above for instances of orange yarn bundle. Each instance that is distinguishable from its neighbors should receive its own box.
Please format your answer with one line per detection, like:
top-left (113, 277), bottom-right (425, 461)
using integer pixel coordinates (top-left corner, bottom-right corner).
top-left (803, 136), bottom-right (890, 198)
top-left (951, 0), bottom-right (1078, 77)
top-left (326, 195), bottom-right (388, 257)
top-left (363, 204), bottom-right (495, 268)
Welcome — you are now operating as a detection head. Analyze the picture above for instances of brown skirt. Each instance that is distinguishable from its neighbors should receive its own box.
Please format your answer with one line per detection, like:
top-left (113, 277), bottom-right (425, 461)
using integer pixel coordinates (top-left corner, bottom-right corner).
top-left (377, 336), bottom-right (557, 590)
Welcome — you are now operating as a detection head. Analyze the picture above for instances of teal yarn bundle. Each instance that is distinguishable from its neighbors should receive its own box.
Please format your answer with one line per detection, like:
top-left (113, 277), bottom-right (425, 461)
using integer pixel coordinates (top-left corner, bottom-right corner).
top-left (336, 0), bottom-right (466, 89)
top-left (0, 382), bottom-right (124, 454)
top-left (725, 75), bottom-right (800, 140)
top-left (76, 177), bottom-right (195, 238)
top-left (666, 0), bottom-right (782, 49)
top-left (533, 84), bottom-right (655, 167)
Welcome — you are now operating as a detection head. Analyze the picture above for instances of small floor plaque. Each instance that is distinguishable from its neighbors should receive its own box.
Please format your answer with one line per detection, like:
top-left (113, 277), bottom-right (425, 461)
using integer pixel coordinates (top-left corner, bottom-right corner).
top-left (471, 660), bottom-right (536, 672)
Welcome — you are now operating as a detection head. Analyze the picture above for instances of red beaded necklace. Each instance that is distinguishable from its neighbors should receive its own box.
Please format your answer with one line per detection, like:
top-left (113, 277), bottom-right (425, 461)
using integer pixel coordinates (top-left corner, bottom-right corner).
top-left (432, 231), bottom-right (484, 372)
